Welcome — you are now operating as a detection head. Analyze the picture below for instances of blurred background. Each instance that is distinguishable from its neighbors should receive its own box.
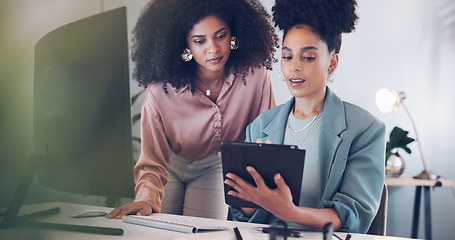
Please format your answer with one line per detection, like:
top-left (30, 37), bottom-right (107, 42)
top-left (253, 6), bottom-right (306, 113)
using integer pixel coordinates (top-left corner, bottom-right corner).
top-left (1, 0), bottom-right (454, 239)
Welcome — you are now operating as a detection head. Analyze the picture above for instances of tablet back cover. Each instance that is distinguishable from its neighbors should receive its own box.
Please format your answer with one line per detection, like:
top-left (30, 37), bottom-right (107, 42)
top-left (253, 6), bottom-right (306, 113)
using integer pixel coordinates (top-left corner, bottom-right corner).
top-left (221, 142), bottom-right (305, 208)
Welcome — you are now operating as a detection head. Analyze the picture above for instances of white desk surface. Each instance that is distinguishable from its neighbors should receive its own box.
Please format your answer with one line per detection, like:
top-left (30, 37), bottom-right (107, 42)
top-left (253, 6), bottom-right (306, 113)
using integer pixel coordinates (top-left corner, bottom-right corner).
top-left (0, 202), bottom-right (418, 240)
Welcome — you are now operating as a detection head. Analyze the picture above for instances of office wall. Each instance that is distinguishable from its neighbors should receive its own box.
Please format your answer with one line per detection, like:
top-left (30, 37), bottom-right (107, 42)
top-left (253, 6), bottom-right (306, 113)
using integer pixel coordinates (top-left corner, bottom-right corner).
top-left (1, 0), bottom-right (454, 239)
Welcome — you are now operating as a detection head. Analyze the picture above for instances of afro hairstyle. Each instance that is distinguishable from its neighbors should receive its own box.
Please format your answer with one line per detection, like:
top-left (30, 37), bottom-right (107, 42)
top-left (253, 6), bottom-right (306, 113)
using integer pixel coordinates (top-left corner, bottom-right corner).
top-left (272, 0), bottom-right (358, 53)
top-left (131, 0), bottom-right (279, 90)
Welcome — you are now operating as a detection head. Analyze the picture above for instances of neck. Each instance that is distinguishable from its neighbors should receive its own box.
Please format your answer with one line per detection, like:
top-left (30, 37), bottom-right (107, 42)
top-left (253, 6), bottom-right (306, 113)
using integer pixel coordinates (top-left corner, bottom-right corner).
top-left (293, 89), bottom-right (326, 119)
top-left (197, 67), bottom-right (225, 85)
top-left (195, 69), bottom-right (225, 100)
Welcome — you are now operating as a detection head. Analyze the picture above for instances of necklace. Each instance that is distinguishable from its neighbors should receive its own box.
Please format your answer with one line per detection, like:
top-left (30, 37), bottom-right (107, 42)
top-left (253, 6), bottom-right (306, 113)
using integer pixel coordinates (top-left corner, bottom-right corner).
top-left (197, 79), bottom-right (222, 97)
top-left (287, 112), bottom-right (323, 143)
top-left (287, 112), bottom-right (322, 133)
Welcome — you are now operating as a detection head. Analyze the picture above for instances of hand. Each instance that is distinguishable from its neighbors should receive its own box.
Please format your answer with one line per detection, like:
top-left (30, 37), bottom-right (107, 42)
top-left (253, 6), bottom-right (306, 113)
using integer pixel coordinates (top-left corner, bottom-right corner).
top-left (256, 139), bottom-right (272, 144)
top-left (224, 166), bottom-right (296, 220)
top-left (105, 201), bottom-right (152, 219)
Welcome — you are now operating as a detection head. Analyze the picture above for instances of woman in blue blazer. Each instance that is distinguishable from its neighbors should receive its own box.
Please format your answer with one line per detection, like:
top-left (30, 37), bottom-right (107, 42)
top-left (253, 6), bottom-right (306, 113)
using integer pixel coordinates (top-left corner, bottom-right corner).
top-left (224, 0), bottom-right (385, 233)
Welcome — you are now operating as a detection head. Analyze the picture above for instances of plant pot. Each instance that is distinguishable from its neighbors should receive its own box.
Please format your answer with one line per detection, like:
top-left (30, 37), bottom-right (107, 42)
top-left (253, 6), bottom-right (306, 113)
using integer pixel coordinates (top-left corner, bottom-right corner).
top-left (385, 153), bottom-right (405, 177)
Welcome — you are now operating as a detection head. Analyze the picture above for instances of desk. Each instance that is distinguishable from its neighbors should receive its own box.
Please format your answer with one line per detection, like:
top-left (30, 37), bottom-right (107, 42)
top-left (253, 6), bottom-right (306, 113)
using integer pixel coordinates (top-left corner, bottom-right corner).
top-left (0, 202), bottom-right (418, 240)
top-left (385, 175), bottom-right (455, 240)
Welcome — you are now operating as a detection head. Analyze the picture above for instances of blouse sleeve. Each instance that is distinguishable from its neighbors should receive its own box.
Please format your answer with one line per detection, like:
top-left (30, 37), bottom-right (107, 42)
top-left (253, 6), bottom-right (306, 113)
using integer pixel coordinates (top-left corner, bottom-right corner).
top-left (133, 87), bottom-right (171, 213)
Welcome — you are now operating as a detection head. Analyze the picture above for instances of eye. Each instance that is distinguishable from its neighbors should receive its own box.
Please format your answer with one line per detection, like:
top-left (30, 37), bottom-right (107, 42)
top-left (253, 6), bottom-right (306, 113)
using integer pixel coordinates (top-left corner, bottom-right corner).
top-left (303, 56), bottom-right (315, 61)
top-left (193, 39), bottom-right (205, 44)
top-left (216, 33), bottom-right (226, 39)
top-left (282, 56), bottom-right (292, 61)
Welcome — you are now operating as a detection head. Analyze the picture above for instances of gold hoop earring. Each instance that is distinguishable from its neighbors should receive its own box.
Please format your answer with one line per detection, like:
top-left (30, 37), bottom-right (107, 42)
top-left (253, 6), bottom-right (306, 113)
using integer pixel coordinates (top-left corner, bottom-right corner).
top-left (230, 36), bottom-right (238, 50)
top-left (181, 48), bottom-right (193, 62)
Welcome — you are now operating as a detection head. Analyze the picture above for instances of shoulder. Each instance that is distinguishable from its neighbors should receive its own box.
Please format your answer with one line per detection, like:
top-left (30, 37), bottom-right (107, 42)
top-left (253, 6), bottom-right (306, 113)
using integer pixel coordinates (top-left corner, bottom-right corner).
top-left (257, 103), bottom-right (286, 119)
top-left (324, 88), bottom-right (384, 132)
top-left (144, 82), bottom-right (165, 100)
top-left (143, 82), bottom-right (181, 109)
top-left (235, 66), bottom-right (269, 83)
top-left (144, 81), bottom-right (185, 98)
top-left (249, 101), bottom-right (290, 128)
top-left (343, 101), bottom-right (384, 129)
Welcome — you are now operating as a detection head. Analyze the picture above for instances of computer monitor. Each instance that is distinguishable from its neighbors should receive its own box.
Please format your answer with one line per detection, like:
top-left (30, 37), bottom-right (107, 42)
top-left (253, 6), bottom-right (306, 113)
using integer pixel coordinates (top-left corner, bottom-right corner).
top-left (0, 7), bottom-right (133, 234)
top-left (33, 6), bottom-right (134, 199)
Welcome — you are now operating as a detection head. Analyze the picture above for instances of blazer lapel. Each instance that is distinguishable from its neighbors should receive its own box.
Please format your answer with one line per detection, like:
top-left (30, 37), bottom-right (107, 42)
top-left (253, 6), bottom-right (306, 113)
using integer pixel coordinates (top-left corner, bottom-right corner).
top-left (319, 87), bottom-right (347, 188)
top-left (261, 98), bottom-right (295, 144)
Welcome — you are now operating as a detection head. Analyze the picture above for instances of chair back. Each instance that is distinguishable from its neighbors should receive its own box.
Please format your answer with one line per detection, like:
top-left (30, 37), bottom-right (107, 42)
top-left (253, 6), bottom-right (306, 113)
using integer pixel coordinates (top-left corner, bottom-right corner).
top-left (367, 184), bottom-right (388, 235)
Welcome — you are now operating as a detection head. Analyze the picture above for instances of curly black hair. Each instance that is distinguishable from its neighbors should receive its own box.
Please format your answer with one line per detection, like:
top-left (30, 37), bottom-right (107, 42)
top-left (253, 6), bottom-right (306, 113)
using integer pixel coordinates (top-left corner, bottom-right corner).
top-left (131, 0), bottom-right (280, 90)
top-left (272, 0), bottom-right (358, 53)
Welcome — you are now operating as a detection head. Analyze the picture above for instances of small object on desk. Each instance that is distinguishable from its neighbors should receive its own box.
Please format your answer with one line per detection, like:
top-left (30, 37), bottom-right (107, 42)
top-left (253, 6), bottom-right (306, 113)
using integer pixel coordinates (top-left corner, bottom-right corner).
top-left (70, 209), bottom-right (108, 218)
top-left (122, 214), bottom-right (229, 233)
top-left (333, 233), bottom-right (352, 240)
top-left (15, 220), bottom-right (124, 236)
top-left (261, 227), bottom-right (303, 237)
top-left (234, 227), bottom-right (243, 240)
top-left (323, 222), bottom-right (333, 240)
top-left (15, 207), bottom-right (61, 222)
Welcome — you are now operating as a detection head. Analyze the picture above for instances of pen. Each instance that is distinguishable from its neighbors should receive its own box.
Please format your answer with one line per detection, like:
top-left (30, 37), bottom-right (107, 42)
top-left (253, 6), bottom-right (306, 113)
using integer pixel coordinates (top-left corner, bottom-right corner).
top-left (233, 227), bottom-right (243, 240)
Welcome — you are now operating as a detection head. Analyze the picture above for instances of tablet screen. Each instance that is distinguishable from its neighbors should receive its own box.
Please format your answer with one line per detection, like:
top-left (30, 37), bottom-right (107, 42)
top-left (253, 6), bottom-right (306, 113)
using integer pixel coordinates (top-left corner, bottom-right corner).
top-left (221, 142), bottom-right (305, 208)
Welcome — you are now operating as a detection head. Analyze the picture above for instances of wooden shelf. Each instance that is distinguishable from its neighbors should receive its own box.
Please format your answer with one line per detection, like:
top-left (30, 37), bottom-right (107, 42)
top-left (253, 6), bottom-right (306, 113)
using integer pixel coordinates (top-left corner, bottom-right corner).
top-left (385, 175), bottom-right (455, 187)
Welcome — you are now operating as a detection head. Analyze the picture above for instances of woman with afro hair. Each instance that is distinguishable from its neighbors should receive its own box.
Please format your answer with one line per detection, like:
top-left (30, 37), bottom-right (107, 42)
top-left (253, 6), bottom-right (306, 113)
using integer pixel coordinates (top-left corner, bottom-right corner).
top-left (107, 0), bottom-right (279, 220)
top-left (225, 0), bottom-right (386, 233)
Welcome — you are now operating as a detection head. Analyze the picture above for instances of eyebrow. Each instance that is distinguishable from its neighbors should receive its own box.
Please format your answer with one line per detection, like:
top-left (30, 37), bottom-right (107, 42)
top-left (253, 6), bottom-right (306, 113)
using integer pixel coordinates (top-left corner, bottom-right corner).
top-left (282, 46), bottom-right (319, 52)
top-left (191, 28), bottom-right (228, 39)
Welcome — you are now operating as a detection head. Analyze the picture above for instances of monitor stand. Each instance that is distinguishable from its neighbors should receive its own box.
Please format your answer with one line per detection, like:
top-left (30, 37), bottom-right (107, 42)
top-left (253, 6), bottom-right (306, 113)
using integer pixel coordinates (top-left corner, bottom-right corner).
top-left (0, 154), bottom-right (124, 235)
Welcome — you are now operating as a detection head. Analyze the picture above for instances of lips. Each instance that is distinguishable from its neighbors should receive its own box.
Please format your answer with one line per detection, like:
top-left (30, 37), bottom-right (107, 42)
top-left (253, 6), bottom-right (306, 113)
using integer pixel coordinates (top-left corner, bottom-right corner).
top-left (207, 57), bottom-right (223, 64)
top-left (289, 78), bottom-right (305, 83)
top-left (289, 78), bottom-right (305, 87)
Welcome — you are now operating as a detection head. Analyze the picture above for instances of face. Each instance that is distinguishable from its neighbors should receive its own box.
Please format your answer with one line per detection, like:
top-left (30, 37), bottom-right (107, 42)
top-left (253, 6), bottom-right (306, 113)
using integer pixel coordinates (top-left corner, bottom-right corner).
top-left (186, 15), bottom-right (232, 76)
top-left (281, 25), bottom-right (338, 99)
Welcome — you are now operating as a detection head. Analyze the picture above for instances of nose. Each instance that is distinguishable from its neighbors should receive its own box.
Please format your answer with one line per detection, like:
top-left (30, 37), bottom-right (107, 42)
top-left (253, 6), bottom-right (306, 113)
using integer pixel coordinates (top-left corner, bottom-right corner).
top-left (207, 39), bottom-right (220, 54)
top-left (289, 58), bottom-right (302, 73)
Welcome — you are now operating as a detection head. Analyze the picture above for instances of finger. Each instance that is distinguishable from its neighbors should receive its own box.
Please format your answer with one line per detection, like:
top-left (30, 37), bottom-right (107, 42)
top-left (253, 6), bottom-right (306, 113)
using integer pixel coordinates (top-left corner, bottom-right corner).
top-left (274, 173), bottom-right (291, 194)
top-left (225, 173), bottom-right (251, 194)
top-left (227, 189), bottom-right (254, 202)
top-left (116, 208), bottom-right (133, 219)
top-left (106, 207), bottom-right (122, 219)
top-left (256, 139), bottom-right (263, 143)
top-left (246, 166), bottom-right (267, 188)
top-left (137, 207), bottom-right (152, 216)
top-left (265, 140), bottom-right (272, 144)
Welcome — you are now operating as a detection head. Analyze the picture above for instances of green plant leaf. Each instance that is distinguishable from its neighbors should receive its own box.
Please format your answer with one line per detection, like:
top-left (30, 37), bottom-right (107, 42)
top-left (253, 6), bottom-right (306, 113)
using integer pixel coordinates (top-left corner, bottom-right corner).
top-left (132, 113), bottom-right (141, 125)
top-left (131, 89), bottom-right (145, 105)
top-left (385, 126), bottom-right (416, 162)
top-left (132, 136), bottom-right (141, 143)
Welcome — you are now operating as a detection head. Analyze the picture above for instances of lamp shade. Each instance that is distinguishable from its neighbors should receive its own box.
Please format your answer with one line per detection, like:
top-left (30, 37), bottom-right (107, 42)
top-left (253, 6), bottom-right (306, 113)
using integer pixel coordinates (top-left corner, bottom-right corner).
top-left (375, 87), bottom-right (406, 113)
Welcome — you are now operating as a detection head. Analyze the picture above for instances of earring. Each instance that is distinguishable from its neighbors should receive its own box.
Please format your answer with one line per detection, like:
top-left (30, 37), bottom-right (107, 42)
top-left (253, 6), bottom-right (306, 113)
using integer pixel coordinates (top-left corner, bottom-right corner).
top-left (278, 70), bottom-right (286, 81)
top-left (327, 71), bottom-right (334, 82)
top-left (181, 48), bottom-right (193, 62)
top-left (230, 36), bottom-right (238, 50)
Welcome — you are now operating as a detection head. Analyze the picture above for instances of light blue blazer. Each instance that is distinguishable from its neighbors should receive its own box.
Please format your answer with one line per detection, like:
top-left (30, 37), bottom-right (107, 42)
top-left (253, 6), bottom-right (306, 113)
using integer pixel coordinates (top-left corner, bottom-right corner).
top-left (231, 87), bottom-right (385, 233)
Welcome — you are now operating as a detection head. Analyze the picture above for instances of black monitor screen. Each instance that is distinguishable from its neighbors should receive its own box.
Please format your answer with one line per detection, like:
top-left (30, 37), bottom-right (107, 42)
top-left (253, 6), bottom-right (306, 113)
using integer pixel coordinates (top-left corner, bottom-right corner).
top-left (33, 7), bottom-right (134, 198)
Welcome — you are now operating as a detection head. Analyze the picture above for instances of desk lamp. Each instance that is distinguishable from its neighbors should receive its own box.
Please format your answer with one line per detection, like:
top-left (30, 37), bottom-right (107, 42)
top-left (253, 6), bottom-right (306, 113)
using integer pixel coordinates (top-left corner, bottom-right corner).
top-left (375, 87), bottom-right (438, 180)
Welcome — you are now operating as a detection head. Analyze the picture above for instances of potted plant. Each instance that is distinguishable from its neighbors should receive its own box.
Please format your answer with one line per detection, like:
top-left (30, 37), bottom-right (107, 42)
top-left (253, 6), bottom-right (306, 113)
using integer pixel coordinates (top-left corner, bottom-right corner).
top-left (385, 126), bottom-right (415, 177)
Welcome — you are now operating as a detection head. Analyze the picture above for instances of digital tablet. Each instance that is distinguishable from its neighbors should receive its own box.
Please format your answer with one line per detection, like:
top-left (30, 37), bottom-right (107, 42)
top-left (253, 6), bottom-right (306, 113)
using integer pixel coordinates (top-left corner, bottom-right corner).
top-left (221, 142), bottom-right (305, 208)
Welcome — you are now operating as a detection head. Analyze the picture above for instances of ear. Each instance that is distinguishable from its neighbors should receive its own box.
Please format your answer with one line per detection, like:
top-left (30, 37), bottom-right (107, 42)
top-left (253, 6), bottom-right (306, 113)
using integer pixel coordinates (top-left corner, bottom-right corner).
top-left (328, 53), bottom-right (339, 73)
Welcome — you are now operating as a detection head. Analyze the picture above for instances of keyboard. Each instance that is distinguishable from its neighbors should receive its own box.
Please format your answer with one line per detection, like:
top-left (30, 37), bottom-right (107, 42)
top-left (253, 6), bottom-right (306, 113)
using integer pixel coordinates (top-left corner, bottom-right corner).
top-left (122, 213), bottom-right (229, 233)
